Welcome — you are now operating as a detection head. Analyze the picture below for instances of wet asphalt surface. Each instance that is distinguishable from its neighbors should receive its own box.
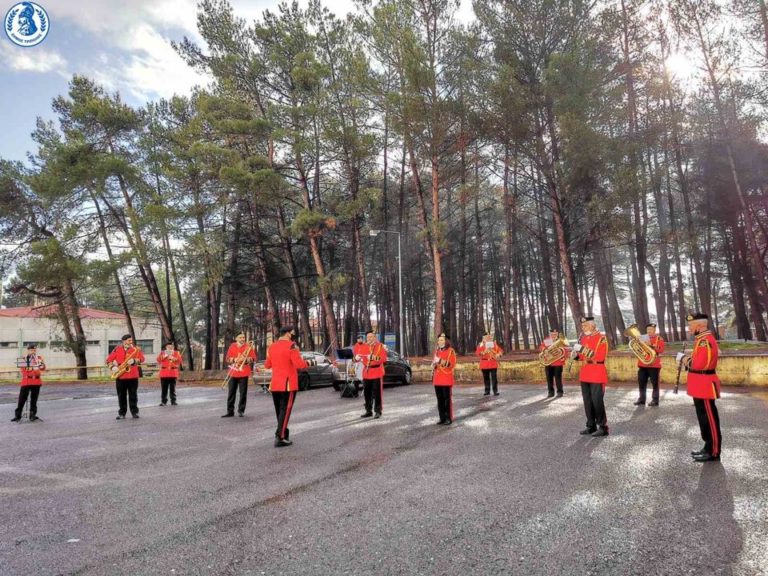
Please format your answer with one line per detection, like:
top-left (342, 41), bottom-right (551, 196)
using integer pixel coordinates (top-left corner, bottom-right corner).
top-left (1, 381), bottom-right (767, 576)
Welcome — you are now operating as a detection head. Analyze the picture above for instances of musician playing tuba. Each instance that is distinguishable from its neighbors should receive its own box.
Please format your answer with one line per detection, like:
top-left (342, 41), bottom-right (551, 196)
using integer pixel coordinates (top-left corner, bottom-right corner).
top-left (628, 323), bottom-right (665, 406)
top-left (222, 332), bottom-right (256, 418)
top-left (538, 328), bottom-right (568, 398)
top-left (107, 335), bottom-right (145, 420)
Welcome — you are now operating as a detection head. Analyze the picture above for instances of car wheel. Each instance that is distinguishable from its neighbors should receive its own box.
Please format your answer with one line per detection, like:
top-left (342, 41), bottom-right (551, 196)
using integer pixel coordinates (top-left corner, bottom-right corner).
top-left (401, 369), bottom-right (412, 385)
top-left (299, 374), bottom-right (310, 391)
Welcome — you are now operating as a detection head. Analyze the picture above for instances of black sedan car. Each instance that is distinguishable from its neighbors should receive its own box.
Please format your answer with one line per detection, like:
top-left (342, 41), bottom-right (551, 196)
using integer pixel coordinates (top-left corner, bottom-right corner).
top-left (333, 348), bottom-right (412, 390)
top-left (253, 352), bottom-right (340, 391)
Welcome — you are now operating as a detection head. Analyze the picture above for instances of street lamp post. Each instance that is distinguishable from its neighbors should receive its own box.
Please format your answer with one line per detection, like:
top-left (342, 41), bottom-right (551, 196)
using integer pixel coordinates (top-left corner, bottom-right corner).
top-left (369, 229), bottom-right (404, 356)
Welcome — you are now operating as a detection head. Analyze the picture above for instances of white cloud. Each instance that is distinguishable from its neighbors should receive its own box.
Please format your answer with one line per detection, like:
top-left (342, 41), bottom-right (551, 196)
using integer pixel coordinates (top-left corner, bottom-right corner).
top-left (0, 41), bottom-right (69, 76)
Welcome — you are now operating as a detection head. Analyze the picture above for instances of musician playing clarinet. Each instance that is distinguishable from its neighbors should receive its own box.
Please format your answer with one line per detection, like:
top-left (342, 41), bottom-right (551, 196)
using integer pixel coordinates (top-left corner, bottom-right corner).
top-left (157, 341), bottom-right (183, 406)
top-left (11, 343), bottom-right (45, 422)
top-left (222, 332), bottom-right (256, 418)
top-left (107, 334), bottom-right (145, 420)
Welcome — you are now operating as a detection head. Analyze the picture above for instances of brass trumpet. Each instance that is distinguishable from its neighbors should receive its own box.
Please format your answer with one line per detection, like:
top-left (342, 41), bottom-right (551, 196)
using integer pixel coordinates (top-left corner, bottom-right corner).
top-left (539, 337), bottom-right (569, 366)
top-left (110, 346), bottom-right (139, 379)
top-left (623, 324), bottom-right (657, 365)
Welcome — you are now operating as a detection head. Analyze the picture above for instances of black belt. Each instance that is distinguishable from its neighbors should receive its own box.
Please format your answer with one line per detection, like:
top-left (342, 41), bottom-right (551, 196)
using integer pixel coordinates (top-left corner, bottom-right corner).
top-left (688, 369), bottom-right (716, 375)
top-left (585, 361), bottom-right (604, 364)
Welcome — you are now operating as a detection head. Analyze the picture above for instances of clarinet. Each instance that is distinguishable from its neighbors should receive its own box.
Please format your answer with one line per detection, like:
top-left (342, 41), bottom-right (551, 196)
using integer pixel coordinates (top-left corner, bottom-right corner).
top-left (674, 343), bottom-right (686, 394)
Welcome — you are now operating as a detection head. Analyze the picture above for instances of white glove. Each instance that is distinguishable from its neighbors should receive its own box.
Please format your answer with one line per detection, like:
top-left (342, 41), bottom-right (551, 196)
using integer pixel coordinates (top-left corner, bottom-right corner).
top-left (675, 352), bottom-right (685, 364)
top-left (354, 355), bottom-right (361, 362)
top-left (570, 350), bottom-right (579, 360)
top-left (572, 343), bottom-right (583, 353)
top-left (433, 356), bottom-right (440, 365)
top-left (129, 358), bottom-right (136, 365)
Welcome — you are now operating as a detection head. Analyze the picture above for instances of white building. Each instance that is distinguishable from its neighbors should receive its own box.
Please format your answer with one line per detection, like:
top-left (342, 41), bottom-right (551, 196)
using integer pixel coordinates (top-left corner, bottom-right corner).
top-left (0, 306), bottom-right (162, 375)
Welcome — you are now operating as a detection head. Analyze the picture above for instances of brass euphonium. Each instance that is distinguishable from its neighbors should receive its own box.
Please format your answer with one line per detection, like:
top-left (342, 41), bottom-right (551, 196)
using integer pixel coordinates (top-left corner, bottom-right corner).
top-left (539, 336), bottom-right (569, 366)
top-left (623, 324), bottom-right (657, 365)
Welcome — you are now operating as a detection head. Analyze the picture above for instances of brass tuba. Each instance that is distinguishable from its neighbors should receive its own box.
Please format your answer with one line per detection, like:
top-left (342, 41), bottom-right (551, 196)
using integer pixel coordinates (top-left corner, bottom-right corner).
top-left (539, 336), bottom-right (569, 366)
top-left (624, 324), bottom-right (657, 365)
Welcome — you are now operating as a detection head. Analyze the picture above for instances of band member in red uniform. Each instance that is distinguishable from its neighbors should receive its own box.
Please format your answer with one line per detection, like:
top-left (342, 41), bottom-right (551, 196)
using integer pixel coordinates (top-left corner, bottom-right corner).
top-left (679, 313), bottom-right (722, 462)
top-left (222, 333), bottom-right (256, 418)
top-left (634, 323), bottom-right (665, 407)
top-left (107, 334), bottom-right (146, 420)
top-left (11, 343), bottom-right (46, 422)
top-left (357, 330), bottom-right (388, 419)
top-left (538, 328), bottom-right (567, 398)
top-left (432, 333), bottom-right (457, 425)
top-left (264, 326), bottom-right (310, 447)
top-left (157, 341), bottom-right (183, 406)
top-left (571, 317), bottom-right (609, 437)
top-left (476, 332), bottom-right (503, 396)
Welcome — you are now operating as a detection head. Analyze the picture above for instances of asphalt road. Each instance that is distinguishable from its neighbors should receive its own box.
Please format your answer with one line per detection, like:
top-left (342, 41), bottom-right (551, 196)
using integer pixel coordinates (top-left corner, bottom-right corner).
top-left (1, 382), bottom-right (767, 576)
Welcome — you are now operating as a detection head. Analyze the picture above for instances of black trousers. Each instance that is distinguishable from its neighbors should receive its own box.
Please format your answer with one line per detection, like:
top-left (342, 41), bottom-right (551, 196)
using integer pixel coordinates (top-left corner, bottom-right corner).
top-left (580, 382), bottom-right (608, 431)
top-left (15, 385), bottom-right (41, 418)
top-left (545, 366), bottom-right (564, 394)
top-left (481, 369), bottom-right (498, 394)
top-left (272, 391), bottom-right (297, 440)
top-left (116, 378), bottom-right (139, 416)
top-left (434, 386), bottom-right (453, 422)
top-left (694, 398), bottom-right (722, 456)
top-left (160, 377), bottom-right (177, 404)
top-left (226, 376), bottom-right (248, 415)
top-left (637, 367), bottom-right (660, 402)
top-left (363, 377), bottom-right (383, 415)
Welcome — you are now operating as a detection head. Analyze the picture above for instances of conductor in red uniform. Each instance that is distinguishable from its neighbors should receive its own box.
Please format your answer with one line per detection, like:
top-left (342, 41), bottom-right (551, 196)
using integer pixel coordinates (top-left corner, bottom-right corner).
top-left (572, 317), bottom-right (609, 437)
top-left (432, 333), bottom-right (457, 425)
top-left (157, 341), bottom-right (183, 406)
top-left (222, 333), bottom-right (256, 418)
top-left (12, 343), bottom-right (45, 422)
top-left (634, 323), bottom-right (665, 406)
top-left (357, 330), bottom-right (387, 419)
top-left (264, 326), bottom-right (310, 447)
top-left (680, 313), bottom-right (722, 462)
top-left (107, 335), bottom-right (146, 420)
top-left (476, 332), bottom-right (503, 396)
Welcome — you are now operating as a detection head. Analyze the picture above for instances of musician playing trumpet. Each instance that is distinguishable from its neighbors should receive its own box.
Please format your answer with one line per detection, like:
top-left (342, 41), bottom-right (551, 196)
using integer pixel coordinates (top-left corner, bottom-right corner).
top-left (633, 323), bottom-right (665, 407)
top-left (476, 331), bottom-right (503, 396)
top-left (538, 328), bottom-right (568, 398)
top-left (107, 334), bottom-right (145, 420)
top-left (571, 316), bottom-right (610, 437)
top-left (157, 341), bottom-right (183, 406)
top-left (222, 332), bottom-right (256, 418)
top-left (11, 343), bottom-right (46, 422)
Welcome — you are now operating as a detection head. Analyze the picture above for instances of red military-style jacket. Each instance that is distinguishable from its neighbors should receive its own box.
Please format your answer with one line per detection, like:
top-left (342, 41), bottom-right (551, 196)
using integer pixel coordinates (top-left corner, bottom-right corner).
top-left (476, 341), bottom-right (503, 370)
top-left (20, 354), bottom-right (45, 386)
top-left (106, 345), bottom-right (146, 380)
top-left (157, 350), bottom-right (183, 379)
top-left (225, 342), bottom-right (256, 378)
top-left (637, 334), bottom-right (665, 369)
top-left (357, 341), bottom-right (387, 379)
top-left (577, 331), bottom-right (608, 385)
top-left (264, 339), bottom-right (309, 392)
top-left (433, 347), bottom-right (457, 386)
top-left (686, 329), bottom-right (721, 400)
top-left (538, 338), bottom-right (567, 368)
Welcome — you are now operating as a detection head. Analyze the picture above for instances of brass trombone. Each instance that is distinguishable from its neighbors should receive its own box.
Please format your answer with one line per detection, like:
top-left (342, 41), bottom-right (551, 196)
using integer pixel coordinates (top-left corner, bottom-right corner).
top-left (222, 342), bottom-right (255, 389)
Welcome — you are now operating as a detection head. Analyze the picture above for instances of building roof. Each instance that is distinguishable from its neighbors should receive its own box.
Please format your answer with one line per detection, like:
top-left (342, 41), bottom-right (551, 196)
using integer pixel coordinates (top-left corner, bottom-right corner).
top-left (0, 306), bottom-right (127, 320)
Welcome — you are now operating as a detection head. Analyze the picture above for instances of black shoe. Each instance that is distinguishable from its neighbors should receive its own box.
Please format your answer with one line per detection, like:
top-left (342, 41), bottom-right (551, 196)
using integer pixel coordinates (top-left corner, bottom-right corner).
top-left (691, 446), bottom-right (708, 456)
top-left (493, 391), bottom-right (500, 396)
top-left (438, 419), bottom-right (446, 425)
top-left (116, 415), bottom-right (126, 420)
top-left (171, 402), bottom-right (178, 406)
top-left (11, 416), bottom-right (21, 422)
top-left (483, 392), bottom-right (490, 396)
top-left (360, 412), bottom-right (373, 418)
top-left (374, 413), bottom-right (382, 419)
top-left (633, 400), bottom-right (645, 406)
top-left (580, 428), bottom-right (597, 435)
top-left (547, 393), bottom-right (555, 398)
top-left (556, 392), bottom-right (563, 397)
top-left (132, 413), bottom-right (140, 419)
top-left (237, 412), bottom-right (244, 417)
top-left (444, 419), bottom-right (452, 425)
top-left (29, 415), bottom-right (39, 422)
top-left (591, 428), bottom-right (609, 437)
top-left (693, 453), bottom-right (720, 462)
top-left (274, 438), bottom-right (293, 447)
top-left (221, 413), bottom-right (234, 418)
top-left (648, 400), bottom-right (659, 407)
top-left (159, 403), bottom-right (167, 407)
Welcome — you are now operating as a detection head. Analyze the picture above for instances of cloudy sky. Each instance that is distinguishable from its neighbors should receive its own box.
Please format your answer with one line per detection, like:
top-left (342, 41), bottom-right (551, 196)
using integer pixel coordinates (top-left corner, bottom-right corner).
top-left (1, 0), bottom-right (473, 163)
